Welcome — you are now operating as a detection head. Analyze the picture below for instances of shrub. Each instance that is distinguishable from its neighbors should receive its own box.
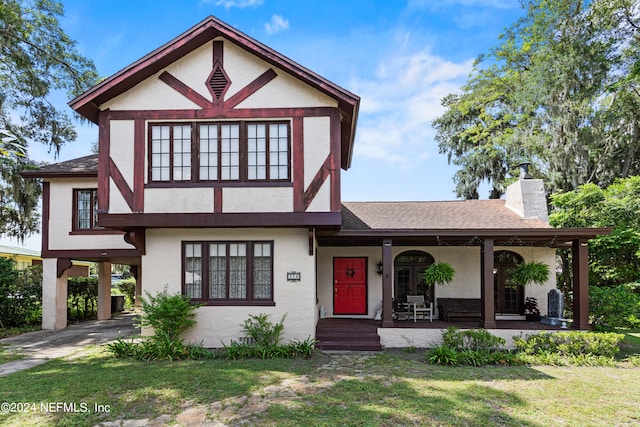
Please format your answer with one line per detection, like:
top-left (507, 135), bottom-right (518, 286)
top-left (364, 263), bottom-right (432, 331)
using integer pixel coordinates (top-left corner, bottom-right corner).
top-left (242, 313), bottom-right (286, 347)
top-left (220, 313), bottom-right (316, 360)
top-left (0, 259), bottom-right (42, 328)
top-left (106, 288), bottom-right (212, 361)
top-left (442, 327), bottom-right (506, 351)
top-left (67, 276), bottom-right (98, 320)
top-left (513, 331), bottom-right (624, 357)
top-left (139, 288), bottom-right (199, 341)
top-left (590, 284), bottom-right (640, 329)
top-left (426, 345), bottom-right (459, 365)
top-left (116, 278), bottom-right (136, 307)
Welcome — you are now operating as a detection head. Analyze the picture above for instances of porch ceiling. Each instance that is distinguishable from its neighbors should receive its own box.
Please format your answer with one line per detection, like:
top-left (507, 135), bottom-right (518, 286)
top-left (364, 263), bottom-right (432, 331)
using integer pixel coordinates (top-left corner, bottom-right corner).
top-left (315, 227), bottom-right (611, 247)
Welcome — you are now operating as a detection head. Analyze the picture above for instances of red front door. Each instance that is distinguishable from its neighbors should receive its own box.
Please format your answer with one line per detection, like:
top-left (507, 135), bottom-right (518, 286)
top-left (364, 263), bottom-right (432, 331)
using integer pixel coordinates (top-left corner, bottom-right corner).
top-left (333, 257), bottom-right (367, 315)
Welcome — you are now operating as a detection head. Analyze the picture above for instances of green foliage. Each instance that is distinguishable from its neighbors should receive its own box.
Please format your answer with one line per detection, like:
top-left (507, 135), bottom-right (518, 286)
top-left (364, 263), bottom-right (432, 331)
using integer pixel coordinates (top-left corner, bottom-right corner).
top-left (0, 258), bottom-right (41, 328)
top-left (220, 337), bottom-right (316, 360)
top-left (0, 0), bottom-right (99, 240)
top-left (421, 262), bottom-right (456, 286)
top-left (242, 313), bottom-right (286, 347)
top-left (139, 288), bottom-right (199, 342)
top-left (105, 336), bottom-right (215, 361)
top-left (550, 177), bottom-right (640, 287)
top-left (116, 278), bottom-right (136, 307)
top-left (441, 327), bottom-right (506, 351)
top-left (106, 288), bottom-right (208, 361)
top-left (589, 284), bottom-right (640, 329)
top-left (513, 331), bottom-right (624, 358)
top-left (511, 261), bottom-right (550, 286)
top-left (67, 276), bottom-right (97, 320)
top-left (220, 313), bottom-right (316, 360)
top-left (433, 0), bottom-right (640, 199)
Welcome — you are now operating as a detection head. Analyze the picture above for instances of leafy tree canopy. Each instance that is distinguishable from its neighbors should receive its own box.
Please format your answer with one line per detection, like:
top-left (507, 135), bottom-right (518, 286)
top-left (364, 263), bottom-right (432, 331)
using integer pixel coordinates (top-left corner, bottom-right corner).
top-left (0, 0), bottom-right (99, 240)
top-left (433, 0), bottom-right (640, 199)
top-left (550, 176), bottom-right (640, 286)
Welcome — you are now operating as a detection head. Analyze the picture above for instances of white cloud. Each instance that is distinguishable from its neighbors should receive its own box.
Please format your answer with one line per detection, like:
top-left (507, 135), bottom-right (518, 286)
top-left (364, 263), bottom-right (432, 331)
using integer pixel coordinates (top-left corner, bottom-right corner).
top-left (205, 0), bottom-right (264, 9)
top-left (350, 43), bottom-right (473, 167)
top-left (264, 14), bottom-right (289, 35)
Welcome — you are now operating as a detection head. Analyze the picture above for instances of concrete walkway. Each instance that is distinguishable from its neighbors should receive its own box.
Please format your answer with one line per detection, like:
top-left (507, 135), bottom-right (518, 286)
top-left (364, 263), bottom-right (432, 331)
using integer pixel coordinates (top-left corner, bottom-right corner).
top-left (0, 312), bottom-right (138, 377)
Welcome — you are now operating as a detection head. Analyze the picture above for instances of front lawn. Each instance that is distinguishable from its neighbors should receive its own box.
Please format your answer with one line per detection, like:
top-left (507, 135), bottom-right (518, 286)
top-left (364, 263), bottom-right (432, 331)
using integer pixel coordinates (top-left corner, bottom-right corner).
top-left (0, 346), bottom-right (639, 426)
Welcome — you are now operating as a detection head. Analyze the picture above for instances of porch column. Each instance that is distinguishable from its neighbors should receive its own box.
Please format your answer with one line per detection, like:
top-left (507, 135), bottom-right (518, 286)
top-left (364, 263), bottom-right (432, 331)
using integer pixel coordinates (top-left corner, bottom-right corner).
top-left (381, 239), bottom-right (394, 327)
top-left (480, 238), bottom-right (497, 328)
top-left (572, 239), bottom-right (590, 330)
top-left (41, 258), bottom-right (68, 330)
top-left (97, 261), bottom-right (112, 320)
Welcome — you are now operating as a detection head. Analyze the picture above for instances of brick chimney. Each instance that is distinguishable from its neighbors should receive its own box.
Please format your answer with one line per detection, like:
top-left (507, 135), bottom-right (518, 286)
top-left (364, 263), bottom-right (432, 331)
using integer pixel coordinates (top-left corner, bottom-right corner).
top-left (504, 163), bottom-right (549, 223)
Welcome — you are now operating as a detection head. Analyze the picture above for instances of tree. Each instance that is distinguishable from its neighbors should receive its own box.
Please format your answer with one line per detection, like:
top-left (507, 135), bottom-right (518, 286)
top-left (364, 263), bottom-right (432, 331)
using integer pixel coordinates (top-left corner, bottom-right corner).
top-left (550, 176), bottom-right (640, 287)
top-left (433, 0), bottom-right (640, 199)
top-left (0, 0), bottom-right (99, 240)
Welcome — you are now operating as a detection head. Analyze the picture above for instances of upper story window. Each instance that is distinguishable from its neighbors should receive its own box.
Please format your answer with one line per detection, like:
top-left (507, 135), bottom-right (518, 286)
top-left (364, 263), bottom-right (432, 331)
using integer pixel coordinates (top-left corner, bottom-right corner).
top-left (149, 121), bottom-right (290, 184)
top-left (73, 189), bottom-right (100, 230)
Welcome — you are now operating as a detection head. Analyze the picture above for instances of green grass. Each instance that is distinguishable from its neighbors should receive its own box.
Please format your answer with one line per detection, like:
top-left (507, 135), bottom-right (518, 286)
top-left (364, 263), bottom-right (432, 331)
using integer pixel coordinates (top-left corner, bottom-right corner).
top-left (0, 344), bottom-right (23, 364)
top-left (0, 324), bottom-right (40, 339)
top-left (0, 347), bottom-right (639, 426)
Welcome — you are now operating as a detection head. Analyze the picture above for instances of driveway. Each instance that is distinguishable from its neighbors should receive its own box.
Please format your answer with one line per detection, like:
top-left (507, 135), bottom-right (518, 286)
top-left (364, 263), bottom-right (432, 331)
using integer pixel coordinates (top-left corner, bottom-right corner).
top-left (0, 312), bottom-right (138, 377)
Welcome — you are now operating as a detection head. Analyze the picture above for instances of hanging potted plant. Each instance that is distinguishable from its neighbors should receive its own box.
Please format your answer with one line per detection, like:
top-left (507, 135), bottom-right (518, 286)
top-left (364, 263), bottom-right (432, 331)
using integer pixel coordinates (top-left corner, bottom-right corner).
top-left (511, 261), bottom-right (550, 286)
top-left (421, 262), bottom-right (456, 286)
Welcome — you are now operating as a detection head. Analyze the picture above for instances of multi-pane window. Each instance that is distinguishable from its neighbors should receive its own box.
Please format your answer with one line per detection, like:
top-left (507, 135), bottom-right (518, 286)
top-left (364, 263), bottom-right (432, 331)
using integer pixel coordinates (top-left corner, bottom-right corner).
top-left (149, 121), bottom-right (290, 183)
top-left (183, 241), bottom-right (273, 303)
top-left (74, 189), bottom-right (99, 230)
top-left (150, 125), bottom-right (192, 181)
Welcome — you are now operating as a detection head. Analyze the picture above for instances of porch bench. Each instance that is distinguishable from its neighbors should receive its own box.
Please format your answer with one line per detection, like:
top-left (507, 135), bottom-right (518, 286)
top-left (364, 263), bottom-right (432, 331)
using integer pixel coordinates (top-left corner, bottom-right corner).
top-left (437, 298), bottom-right (482, 321)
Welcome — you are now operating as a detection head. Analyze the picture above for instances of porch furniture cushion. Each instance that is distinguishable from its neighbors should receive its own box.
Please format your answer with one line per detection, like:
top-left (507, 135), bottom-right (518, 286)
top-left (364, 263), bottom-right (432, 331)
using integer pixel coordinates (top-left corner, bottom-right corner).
top-left (407, 295), bottom-right (433, 322)
top-left (437, 298), bottom-right (481, 321)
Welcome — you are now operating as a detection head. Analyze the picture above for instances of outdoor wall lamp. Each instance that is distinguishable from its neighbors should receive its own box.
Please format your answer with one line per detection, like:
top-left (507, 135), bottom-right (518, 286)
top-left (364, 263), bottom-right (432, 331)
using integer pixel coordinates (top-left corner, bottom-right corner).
top-left (377, 262), bottom-right (383, 275)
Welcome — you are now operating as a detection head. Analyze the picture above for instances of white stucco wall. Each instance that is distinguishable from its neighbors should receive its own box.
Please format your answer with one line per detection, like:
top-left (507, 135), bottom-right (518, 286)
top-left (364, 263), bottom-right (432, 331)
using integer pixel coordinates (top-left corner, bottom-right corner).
top-left (110, 120), bottom-right (135, 189)
top-left (222, 187), bottom-right (293, 213)
top-left (316, 245), bottom-right (556, 319)
top-left (141, 228), bottom-right (316, 347)
top-left (144, 187), bottom-right (215, 213)
top-left (46, 178), bottom-right (134, 251)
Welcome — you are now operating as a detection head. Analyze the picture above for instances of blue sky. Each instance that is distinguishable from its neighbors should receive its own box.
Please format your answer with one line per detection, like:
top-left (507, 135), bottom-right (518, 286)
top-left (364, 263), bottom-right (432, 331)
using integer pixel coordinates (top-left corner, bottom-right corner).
top-left (5, 0), bottom-right (525, 249)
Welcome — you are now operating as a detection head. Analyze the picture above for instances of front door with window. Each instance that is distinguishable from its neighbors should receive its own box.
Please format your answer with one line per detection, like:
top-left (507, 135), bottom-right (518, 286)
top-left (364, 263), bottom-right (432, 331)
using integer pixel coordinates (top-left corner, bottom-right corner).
top-left (494, 251), bottom-right (524, 314)
top-left (333, 257), bottom-right (367, 315)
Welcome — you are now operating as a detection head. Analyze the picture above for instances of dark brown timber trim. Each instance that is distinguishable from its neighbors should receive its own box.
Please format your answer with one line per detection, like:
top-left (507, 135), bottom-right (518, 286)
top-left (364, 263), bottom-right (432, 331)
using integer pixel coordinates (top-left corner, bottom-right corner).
top-left (303, 154), bottom-right (332, 211)
top-left (292, 116), bottom-right (304, 211)
top-left (56, 258), bottom-right (73, 278)
top-left (109, 158), bottom-right (135, 212)
top-left (98, 110), bottom-right (111, 212)
top-left (99, 212), bottom-right (342, 228)
top-left (159, 71), bottom-right (213, 109)
top-left (43, 248), bottom-right (141, 260)
top-left (124, 228), bottom-right (146, 255)
top-left (214, 187), bottom-right (223, 213)
top-left (224, 68), bottom-right (277, 109)
top-left (41, 182), bottom-right (50, 255)
top-left (381, 239), bottom-right (394, 327)
top-left (572, 239), bottom-right (590, 330)
top-left (330, 109), bottom-right (341, 211)
top-left (108, 106), bottom-right (336, 120)
top-left (133, 119), bottom-right (145, 212)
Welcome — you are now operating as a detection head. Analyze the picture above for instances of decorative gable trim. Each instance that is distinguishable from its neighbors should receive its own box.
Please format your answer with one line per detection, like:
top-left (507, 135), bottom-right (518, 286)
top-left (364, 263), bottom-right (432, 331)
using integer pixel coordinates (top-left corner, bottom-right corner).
top-left (159, 71), bottom-right (213, 109)
top-left (69, 16), bottom-right (359, 170)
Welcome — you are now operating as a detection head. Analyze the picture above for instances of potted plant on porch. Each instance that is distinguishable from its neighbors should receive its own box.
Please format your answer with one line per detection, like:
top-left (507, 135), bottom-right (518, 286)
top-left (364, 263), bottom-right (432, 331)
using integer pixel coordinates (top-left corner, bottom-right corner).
top-left (511, 260), bottom-right (550, 286)
top-left (524, 297), bottom-right (541, 321)
top-left (421, 262), bottom-right (456, 286)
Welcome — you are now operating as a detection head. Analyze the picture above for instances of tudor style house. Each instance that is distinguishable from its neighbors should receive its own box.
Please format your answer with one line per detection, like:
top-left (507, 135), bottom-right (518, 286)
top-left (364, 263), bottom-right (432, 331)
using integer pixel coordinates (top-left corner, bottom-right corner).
top-left (24, 16), bottom-right (607, 349)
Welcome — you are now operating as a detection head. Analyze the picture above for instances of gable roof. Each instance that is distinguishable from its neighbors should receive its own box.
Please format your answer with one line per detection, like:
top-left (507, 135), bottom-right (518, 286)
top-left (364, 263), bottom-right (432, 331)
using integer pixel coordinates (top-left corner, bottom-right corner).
top-left (20, 154), bottom-right (98, 178)
top-left (68, 16), bottom-right (360, 169)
